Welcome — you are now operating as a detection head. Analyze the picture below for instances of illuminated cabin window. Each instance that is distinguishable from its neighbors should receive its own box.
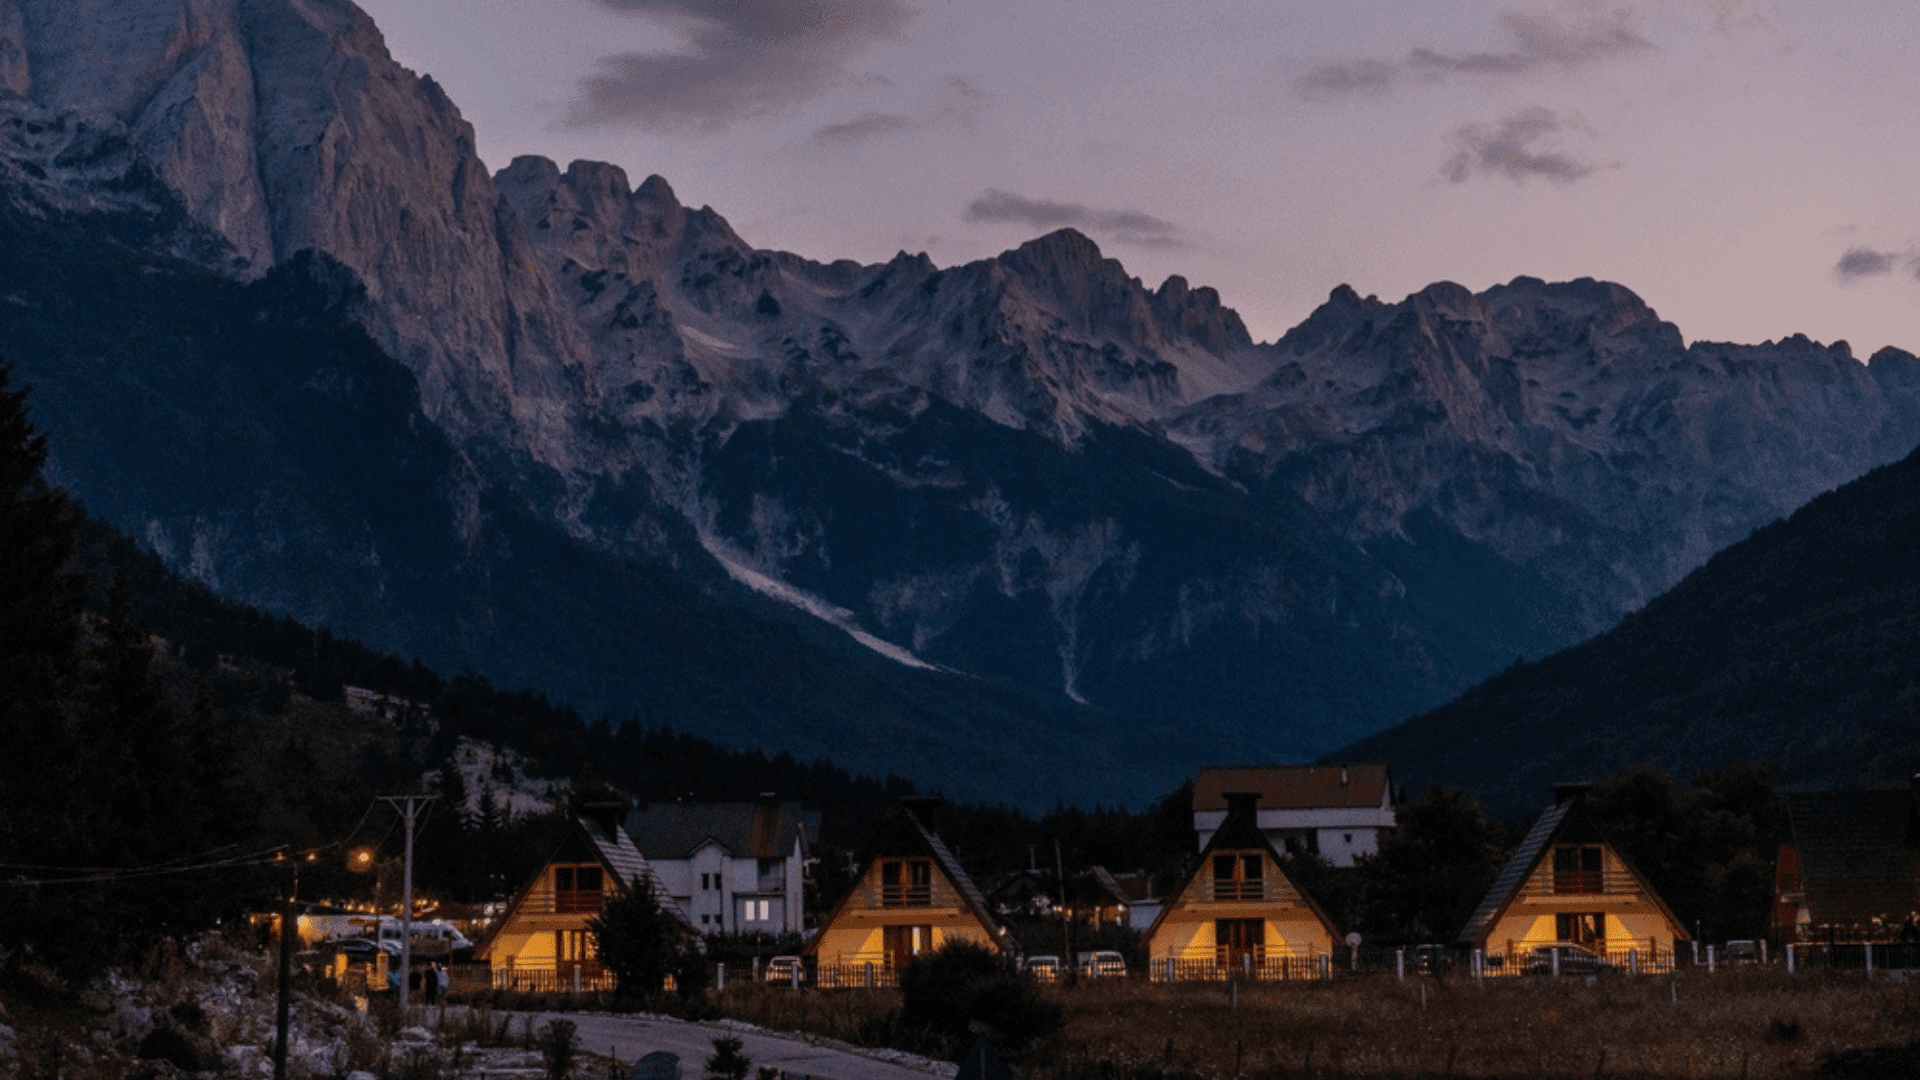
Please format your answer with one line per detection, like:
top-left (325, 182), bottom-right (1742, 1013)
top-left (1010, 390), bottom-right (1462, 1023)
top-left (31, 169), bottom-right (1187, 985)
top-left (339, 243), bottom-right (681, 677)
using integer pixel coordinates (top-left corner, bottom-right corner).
top-left (1552, 846), bottom-right (1604, 894)
top-left (880, 859), bottom-right (933, 907)
top-left (1212, 853), bottom-right (1264, 901)
top-left (554, 865), bottom-right (604, 913)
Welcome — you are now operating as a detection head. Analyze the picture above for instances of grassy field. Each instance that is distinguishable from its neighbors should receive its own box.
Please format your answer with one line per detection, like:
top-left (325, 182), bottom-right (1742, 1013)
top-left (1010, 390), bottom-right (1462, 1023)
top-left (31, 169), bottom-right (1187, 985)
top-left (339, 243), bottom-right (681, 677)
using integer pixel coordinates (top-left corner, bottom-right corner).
top-left (714, 969), bottom-right (1920, 1080)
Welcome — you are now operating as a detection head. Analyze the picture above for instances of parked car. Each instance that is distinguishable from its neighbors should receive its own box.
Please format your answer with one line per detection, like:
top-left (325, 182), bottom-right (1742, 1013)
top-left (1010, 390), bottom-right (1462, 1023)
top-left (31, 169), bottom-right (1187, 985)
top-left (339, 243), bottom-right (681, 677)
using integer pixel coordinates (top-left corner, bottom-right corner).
top-left (1523, 943), bottom-right (1614, 976)
top-left (1024, 955), bottom-right (1062, 981)
top-left (764, 956), bottom-right (804, 984)
top-left (323, 938), bottom-right (397, 962)
top-left (1411, 944), bottom-right (1453, 973)
top-left (1722, 940), bottom-right (1761, 964)
top-left (1077, 950), bottom-right (1127, 978)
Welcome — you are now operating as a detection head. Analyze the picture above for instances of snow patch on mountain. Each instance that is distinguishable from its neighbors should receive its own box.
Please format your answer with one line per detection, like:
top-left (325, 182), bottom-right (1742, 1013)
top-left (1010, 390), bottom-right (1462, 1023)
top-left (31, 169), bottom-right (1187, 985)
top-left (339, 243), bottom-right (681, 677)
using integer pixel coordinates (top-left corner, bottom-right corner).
top-left (699, 531), bottom-right (942, 672)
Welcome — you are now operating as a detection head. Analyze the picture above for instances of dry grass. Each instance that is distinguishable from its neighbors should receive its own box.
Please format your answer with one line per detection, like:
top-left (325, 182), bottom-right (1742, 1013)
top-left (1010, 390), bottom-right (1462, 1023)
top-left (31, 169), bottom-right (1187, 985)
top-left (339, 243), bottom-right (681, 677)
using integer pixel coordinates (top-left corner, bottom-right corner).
top-left (708, 970), bottom-right (1920, 1080)
top-left (1049, 969), bottom-right (1920, 1080)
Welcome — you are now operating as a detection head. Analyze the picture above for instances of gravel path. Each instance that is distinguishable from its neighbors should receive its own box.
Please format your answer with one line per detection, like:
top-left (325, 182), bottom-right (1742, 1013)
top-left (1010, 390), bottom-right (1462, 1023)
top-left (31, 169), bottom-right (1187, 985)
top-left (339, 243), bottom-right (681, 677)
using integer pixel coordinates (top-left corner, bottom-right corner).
top-left (516, 1012), bottom-right (959, 1080)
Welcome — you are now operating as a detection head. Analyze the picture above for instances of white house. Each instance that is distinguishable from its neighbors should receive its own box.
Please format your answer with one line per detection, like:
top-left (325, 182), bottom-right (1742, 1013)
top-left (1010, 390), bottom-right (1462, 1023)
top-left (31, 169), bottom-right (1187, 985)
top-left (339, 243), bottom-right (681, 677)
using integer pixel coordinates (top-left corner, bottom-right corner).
top-left (623, 798), bottom-right (820, 935)
top-left (1192, 765), bottom-right (1396, 868)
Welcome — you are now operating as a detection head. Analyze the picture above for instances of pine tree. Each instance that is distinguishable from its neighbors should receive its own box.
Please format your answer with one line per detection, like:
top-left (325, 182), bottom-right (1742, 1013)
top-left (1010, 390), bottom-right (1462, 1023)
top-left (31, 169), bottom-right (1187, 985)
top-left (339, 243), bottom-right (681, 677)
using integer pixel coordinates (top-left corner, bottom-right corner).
top-left (0, 360), bottom-right (89, 971)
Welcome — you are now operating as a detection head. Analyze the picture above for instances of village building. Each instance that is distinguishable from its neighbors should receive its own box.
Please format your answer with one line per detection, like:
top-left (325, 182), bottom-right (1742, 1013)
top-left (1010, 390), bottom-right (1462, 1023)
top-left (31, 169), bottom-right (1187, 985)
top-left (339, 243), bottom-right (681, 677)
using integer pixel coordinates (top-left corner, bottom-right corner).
top-left (1193, 765), bottom-right (1395, 867)
top-left (624, 797), bottom-right (819, 936)
top-left (1774, 784), bottom-right (1920, 944)
top-left (805, 800), bottom-right (1011, 986)
top-left (472, 812), bottom-right (685, 991)
top-left (1145, 792), bottom-right (1339, 980)
top-left (1457, 784), bottom-right (1688, 972)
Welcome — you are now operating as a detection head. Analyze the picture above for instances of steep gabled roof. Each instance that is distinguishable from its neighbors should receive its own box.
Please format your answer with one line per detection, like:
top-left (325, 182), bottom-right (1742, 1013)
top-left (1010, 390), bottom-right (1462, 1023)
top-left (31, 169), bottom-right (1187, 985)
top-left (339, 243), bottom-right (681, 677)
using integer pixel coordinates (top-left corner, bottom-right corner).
top-left (804, 802), bottom-right (1009, 955)
top-left (623, 801), bottom-right (820, 861)
top-left (580, 816), bottom-right (680, 916)
top-left (474, 816), bottom-right (686, 960)
top-left (1456, 793), bottom-right (1686, 948)
top-left (1142, 795), bottom-right (1340, 944)
top-left (1195, 765), bottom-right (1392, 811)
top-left (1784, 789), bottom-right (1919, 927)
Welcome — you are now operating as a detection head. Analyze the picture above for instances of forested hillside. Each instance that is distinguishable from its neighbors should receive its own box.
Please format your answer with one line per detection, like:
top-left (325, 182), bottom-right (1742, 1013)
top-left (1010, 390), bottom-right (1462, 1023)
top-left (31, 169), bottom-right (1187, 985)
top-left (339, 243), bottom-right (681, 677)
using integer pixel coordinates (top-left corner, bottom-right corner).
top-left (1340, 443), bottom-right (1920, 812)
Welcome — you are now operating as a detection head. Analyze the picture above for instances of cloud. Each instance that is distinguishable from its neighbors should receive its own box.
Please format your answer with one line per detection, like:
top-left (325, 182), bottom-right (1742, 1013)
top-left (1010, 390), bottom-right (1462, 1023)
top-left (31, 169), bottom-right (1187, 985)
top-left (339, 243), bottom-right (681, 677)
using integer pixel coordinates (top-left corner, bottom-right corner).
top-left (1700, 0), bottom-right (1767, 36)
top-left (809, 74), bottom-right (983, 147)
top-left (1834, 246), bottom-right (1920, 284)
top-left (568, 0), bottom-right (914, 131)
top-left (811, 111), bottom-right (916, 146)
top-left (1297, 60), bottom-right (1399, 95)
top-left (1834, 248), bottom-right (1898, 281)
top-left (963, 189), bottom-right (1185, 249)
top-left (1296, 0), bottom-right (1651, 95)
top-left (1443, 107), bottom-right (1600, 185)
top-left (1411, 1), bottom-right (1651, 74)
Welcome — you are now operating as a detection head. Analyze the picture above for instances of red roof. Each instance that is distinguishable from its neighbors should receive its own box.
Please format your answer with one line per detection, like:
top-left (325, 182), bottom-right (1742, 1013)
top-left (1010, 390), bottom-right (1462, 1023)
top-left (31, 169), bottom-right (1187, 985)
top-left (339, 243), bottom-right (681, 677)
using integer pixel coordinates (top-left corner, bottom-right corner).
top-left (1193, 765), bottom-right (1391, 811)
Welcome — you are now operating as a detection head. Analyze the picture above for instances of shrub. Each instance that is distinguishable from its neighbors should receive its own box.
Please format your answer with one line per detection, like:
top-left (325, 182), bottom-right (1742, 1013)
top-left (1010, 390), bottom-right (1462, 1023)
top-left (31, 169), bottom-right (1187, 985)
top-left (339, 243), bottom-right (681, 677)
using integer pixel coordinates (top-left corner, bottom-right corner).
top-left (707, 1034), bottom-right (752, 1080)
top-left (897, 940), bottom-right (1061, 1058)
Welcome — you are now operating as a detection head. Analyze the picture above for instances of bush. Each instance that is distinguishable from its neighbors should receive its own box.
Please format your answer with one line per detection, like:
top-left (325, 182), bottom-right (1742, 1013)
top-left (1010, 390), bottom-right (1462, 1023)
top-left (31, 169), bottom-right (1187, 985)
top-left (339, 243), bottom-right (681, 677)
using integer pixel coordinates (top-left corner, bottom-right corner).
top-left (590, 877), bottom-right (702, 1003)
top-left (897, 940), bottom-right (1061, 1058)
top-left (707, 1034), bottom-right (752, 1080)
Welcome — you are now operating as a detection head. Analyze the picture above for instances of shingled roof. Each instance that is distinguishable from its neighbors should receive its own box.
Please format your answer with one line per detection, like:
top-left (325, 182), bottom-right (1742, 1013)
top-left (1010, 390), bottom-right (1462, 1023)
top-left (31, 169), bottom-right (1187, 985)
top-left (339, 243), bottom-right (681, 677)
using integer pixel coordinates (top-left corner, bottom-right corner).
top-left (1457, 800), bottom-right (1572, 948)
top-left (623, 800), bottom-right (819, 861)
top-left (1784, 788), bottom-right (1919, 928)
top-left (1194, 765), bottom-right (1392, 811)
top-left (1456, 788), bottom-right (1686, 949)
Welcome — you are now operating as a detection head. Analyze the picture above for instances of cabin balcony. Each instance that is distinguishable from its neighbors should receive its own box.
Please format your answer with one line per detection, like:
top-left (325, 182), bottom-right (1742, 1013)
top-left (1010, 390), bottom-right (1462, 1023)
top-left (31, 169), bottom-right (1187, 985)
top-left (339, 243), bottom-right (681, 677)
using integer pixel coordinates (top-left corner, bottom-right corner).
top-left (1519, 869), bottom-right (1641, 898)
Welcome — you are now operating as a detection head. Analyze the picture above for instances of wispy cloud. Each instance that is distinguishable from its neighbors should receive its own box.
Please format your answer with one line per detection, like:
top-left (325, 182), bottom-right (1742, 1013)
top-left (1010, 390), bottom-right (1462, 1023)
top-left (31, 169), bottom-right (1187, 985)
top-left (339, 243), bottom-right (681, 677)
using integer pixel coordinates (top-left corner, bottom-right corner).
top-left (963, 189), bottom-right (1185, 249)
top-left (1411, 1), bottom-right (1650, 75)
top-left (1834, 246), bottom-right (1920, 284)
top-left (1443, 107), bottom-right (1600, 185)
top-left (812, 111), bottom-right (916, 146)
top-left (1297, 0), bottom-right (1651, 96)
top-left (567, 0), bottom-right (914, 131)
top-left (1700, 0), bottom-right (1767, 36)
top-left (1296, 59), bottom-right (1399, 95)
top-left (808, 74), bottom-right (982, 147)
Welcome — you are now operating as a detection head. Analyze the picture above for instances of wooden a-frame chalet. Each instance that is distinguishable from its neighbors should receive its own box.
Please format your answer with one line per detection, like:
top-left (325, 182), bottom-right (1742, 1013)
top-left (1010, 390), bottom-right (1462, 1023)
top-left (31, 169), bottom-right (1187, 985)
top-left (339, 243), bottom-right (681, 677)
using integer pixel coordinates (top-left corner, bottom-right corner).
top-left (1144, 791), bottom-right (1339, 981)
top-left (805, 800), bottom-right (1011, 987)
top-left (1457, 784), bottom-right (1688, 972)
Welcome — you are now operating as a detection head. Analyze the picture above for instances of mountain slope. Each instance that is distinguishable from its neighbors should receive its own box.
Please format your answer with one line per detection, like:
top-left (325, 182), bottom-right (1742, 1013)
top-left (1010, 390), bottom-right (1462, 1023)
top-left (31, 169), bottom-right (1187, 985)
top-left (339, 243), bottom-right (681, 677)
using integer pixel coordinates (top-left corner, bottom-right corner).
top-left (1338, 441), bottom-right (1920, 812)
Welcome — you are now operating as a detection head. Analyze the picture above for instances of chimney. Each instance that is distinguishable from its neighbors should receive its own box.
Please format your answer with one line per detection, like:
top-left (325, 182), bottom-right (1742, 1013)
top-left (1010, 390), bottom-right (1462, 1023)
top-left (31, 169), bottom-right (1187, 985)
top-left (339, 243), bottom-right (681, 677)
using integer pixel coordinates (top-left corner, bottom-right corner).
top-left (581, 800), bottom-right (628, 839)
top-left (899, 795), bottom-right (946, 828)
top-left (1550, 782), bottom-right (1593, 806)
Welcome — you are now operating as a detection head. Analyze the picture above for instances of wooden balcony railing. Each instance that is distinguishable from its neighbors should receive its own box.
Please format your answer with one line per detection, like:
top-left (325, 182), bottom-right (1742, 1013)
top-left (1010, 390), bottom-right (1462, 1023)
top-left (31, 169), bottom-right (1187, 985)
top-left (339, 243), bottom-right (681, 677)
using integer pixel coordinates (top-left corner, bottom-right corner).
top-left (880, 884), bottom-right (933, 907)
top-left (1521, 870), bottom-right (1641, 898)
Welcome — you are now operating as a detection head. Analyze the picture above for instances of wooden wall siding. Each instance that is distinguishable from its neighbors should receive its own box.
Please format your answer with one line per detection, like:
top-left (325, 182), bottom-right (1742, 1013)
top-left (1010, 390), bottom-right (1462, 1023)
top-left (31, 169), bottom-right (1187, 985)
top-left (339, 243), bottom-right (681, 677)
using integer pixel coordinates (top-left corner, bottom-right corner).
top-left (812, 921), bottom-right (997, 974)
top-left (1150, 915), bottom-right (1333, 955)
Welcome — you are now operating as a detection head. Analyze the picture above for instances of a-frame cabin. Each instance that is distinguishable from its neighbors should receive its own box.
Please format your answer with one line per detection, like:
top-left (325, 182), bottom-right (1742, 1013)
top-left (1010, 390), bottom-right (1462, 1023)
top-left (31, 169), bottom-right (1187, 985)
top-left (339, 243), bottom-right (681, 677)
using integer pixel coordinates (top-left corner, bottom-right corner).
top-left (1457, 784), bottom-right (1688, 972)
top-left (1144, 792), bottom-right (1339, 980)
top-left (806, 800), bottom-right (1011, 987)
top-left (474, 812), bottom-right (685, 991)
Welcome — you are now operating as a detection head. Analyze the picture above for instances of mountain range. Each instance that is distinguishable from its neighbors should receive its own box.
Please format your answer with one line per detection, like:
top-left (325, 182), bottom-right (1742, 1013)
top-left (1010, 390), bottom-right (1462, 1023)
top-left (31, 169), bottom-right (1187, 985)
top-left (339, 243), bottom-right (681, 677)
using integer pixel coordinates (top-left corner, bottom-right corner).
top-left (1, 0), bottom-right (1915, 807)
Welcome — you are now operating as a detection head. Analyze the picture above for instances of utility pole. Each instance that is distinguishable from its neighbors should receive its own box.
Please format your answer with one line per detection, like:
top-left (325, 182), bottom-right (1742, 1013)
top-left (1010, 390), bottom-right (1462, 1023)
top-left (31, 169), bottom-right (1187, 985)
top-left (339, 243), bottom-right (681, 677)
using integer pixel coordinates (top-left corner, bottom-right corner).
top-left (273, 850), bottom-right (295, 1080)
top-left (1055, 838), bottom-right (1073, 986)
top-left (379, 795), bottom-right (436, 1015)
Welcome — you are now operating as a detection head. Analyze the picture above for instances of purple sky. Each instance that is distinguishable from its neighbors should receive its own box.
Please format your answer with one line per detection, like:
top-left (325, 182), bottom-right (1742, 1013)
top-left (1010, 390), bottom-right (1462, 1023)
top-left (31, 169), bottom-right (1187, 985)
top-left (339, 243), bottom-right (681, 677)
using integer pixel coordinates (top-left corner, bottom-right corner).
top-left (353, 0), bottom-right (1917, 355)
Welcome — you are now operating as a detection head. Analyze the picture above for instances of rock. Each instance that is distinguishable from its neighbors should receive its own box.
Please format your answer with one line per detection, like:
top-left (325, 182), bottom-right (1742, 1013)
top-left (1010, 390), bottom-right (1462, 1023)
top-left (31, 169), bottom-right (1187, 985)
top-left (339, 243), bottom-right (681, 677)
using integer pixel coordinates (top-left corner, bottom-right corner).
top-left (137, 1025), bottom-right (206, 1072)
